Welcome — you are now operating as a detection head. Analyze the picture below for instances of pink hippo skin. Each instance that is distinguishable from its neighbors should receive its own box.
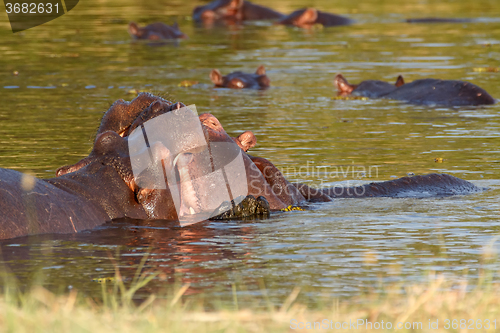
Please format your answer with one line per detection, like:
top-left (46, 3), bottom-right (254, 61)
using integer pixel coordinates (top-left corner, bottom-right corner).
top-left (334, 74), bottom-right (495, 106)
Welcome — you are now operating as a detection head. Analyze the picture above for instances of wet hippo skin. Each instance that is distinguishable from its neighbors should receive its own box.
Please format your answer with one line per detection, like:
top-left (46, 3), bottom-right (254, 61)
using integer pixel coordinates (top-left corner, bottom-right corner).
top-left (334, 74), bottom-right (495, 106)
top-left (0, 134), bottom-right (148, 240)
top-left (0, 93), bottom-right (485, 240)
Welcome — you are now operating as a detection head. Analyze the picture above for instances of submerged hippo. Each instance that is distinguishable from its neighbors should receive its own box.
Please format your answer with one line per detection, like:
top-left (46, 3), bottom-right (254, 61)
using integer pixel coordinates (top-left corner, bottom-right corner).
top-left (128, 22), bottom-right (187, 40)
top-left (277, 8), bottom-right (353, 28)
top-left (334, 74), bottom-right (495, 106)
top-left (0, 93), bottom-right (484, 240)
top-left (193, 0), bottom-right (283, 24)
top-left (210, 65), bottom-right (270, 89)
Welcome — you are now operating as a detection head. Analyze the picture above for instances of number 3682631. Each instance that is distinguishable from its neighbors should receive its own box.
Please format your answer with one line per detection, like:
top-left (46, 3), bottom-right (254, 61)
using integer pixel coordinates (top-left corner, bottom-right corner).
top-left (5, 3), bottom-right (59, 14)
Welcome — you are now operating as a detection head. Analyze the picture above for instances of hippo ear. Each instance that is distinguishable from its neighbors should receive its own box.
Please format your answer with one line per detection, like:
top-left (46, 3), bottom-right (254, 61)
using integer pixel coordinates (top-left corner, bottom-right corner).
top-left (395, 75), bottom-right (405, 87)
top-left (210, 69), bottom-right (224, 86)
top-left (295, 8), bottom-right (318, 26)
top-left (255, 65), bottom-right (266, 76)
top-left (234, 131), bottom-right (257, 152)
top-left (128, 22), bottom-right (140, 37)
top-left (334, 74), bottom-right (354, 94)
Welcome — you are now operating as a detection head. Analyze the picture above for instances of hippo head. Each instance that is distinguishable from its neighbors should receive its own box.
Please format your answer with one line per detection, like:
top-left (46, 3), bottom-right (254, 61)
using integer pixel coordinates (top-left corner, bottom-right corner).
top-left (193, 0), bottom-right (244, 23)
top-left (334, 73), bottom-right (405, 98)
top-left (232, 131), bottom-right (256, 152)
top-left (57, 93), bottom-right (260, 223)
top-left (128, 22), bottom-right (187, 40)
top-left (210, 65), bottom-right (270, 89)
top-left (277, 8), bottom-right (319, 28)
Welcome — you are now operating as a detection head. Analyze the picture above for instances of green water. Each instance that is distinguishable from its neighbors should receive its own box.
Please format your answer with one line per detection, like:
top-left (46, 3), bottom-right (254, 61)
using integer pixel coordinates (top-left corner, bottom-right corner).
top-left (0, 0), bottom-right (499, 304)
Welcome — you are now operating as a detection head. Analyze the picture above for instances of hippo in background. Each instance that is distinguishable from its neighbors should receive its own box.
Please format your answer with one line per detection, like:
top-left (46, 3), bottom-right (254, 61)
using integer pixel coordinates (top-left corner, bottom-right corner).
top-left (277, 8), bottom-right (353, 28)
top-left (128, 22), bottom-right (187, 40)
top-left (334, 74), bottom-right (495, 106)
top-left (210, 65), bottom-right (270, 89)
top-left (193, 0), bottom-right (283, 25)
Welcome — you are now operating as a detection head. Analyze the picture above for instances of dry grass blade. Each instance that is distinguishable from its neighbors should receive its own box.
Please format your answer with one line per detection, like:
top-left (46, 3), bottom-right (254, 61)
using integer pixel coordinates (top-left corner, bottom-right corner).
top-left (170, 283), bottom-right (190, 308)
top-left (279, 287), bottom-right (301, 314)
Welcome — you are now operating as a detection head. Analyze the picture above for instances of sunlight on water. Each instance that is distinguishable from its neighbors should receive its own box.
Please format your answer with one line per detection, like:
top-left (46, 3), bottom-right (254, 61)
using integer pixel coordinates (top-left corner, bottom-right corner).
top-left (0, 0), bottom-right (499, 304)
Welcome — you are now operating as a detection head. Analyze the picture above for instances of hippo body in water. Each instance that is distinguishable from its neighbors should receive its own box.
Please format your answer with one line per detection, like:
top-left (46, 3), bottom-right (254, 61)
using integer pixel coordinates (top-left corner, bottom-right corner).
top-left (193, 0), bottom-right (283, 25)
top-left (0, 133), bottom-right (148, 240)
top-left (0, 93), bottom-right (484, 240)
top-left (277, 8), bottom-right (353, 28)
top-left (128, 22), bottom-right (187, 40)
top-left (334, 74), bottom-right (495, 106)
top-left (210, 65), bottom-right (270, 89)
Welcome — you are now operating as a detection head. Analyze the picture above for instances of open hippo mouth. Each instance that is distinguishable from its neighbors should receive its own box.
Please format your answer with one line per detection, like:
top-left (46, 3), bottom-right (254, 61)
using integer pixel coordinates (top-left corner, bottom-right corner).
top-left (125, 100), bottom-right (249, 225)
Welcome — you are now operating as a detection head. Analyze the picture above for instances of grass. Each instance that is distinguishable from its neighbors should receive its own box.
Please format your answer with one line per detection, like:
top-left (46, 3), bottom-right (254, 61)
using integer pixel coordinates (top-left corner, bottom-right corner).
top-left (1, 269), bottom-right (500, 333)
top-left (0, 247), bottom-right (499, 332)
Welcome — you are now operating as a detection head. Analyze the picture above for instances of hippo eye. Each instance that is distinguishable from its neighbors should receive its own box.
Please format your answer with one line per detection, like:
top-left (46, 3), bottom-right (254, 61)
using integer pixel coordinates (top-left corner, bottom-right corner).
top-left (205, 119), bottom-right (217, 127)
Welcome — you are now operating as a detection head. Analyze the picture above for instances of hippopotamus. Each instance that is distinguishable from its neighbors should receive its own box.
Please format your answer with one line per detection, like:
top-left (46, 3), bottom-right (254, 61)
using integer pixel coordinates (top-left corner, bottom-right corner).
top-left (277, 8), bottom-right (353, 28)
top-left (192, 0), bottom-right (283, 25)
top-left (0, 93), bottom-right (484, 240)
top-left (128, 22), bottom-right (187, 40)
top-left (210, 65), bottom-right (270, 89)
top-left (334, 74), bottom-right (495, 106)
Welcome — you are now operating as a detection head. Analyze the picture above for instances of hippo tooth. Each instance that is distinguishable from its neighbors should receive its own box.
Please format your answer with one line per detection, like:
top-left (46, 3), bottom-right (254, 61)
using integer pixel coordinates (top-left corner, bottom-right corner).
top-left (189, 207), bottom-right (195, 215)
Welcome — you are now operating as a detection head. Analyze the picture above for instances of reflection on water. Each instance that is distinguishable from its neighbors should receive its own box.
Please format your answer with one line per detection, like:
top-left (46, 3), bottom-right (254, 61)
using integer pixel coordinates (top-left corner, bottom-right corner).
top-left (0, 0), bottom-right (499, 305)
top-left (0, 219), bottom-right (258, 297)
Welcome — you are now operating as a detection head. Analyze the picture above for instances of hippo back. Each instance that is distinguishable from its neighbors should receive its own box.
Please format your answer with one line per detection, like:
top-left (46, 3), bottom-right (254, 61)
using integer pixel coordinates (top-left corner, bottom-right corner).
top-left (352, 80), bottom-right (399, 98)
top-left (0, 168), bottom-right (109, 239)
top-left (317, 11), bottom-right (353, 27)
top-left (385, 79), bottom-right (495, 106)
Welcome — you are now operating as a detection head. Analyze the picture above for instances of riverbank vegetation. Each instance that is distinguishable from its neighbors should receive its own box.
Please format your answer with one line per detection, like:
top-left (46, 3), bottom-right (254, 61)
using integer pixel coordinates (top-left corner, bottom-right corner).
top-left (1, 268), bottom-right (499, 333)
